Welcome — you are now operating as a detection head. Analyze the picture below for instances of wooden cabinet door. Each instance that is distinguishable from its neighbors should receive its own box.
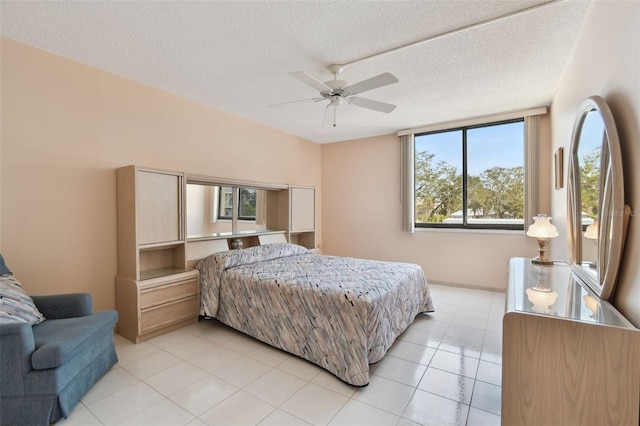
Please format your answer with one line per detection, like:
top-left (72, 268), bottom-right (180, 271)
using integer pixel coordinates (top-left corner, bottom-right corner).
top-left (137, 171), bottom-right (181, 244)
top-left (290, 187), bottom-right (315, 232)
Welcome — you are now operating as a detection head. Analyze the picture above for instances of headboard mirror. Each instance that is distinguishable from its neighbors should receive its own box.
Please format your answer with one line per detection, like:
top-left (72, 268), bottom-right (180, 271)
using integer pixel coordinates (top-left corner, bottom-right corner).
top-left (186, 184), bottom-right (269, 238)
top-left (185, 175), bottom-right (287, 241)
top-left (567, 95), bottom-right (629, 300)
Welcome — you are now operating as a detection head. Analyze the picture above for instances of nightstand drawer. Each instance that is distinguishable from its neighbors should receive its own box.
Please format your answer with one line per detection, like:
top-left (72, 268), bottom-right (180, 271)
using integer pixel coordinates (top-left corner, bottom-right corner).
top-left (140, 277), bottom-right (197, 309)
top-left (141, 296), bottom-right (198, 334)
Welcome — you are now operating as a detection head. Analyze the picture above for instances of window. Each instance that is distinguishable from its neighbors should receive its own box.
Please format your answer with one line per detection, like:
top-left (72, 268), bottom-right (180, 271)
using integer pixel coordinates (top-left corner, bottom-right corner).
top-left (218, 187), bottom-right (257, 221)
top-left (414, 119), bottom-right (525, 230)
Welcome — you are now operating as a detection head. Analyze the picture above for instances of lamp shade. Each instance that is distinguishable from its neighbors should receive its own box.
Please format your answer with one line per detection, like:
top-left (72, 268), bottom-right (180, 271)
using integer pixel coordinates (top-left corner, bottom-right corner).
top-left (584, 220), bottom-right (598, 240)
top-left (527, 214), bottom-right (559, 238)
top-left (526, 287), bottom-right (558, 314)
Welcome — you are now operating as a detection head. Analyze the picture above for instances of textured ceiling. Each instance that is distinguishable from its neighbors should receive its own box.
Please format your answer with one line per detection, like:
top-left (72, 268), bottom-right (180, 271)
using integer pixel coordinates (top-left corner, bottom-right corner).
top-left (0, 0), bottom-right (591, 143)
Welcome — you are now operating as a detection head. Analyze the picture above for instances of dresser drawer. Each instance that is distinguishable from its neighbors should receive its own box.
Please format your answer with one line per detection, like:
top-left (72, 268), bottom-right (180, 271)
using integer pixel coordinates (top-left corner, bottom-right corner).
top-left (140, 296), bottom-right (198, 334)
top-left (140, 277), bottom-right (197, 310)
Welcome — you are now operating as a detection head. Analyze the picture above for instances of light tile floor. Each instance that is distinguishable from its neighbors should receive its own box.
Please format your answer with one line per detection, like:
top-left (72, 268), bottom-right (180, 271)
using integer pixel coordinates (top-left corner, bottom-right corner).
top-left (56, 284), bottom-right (505, 426)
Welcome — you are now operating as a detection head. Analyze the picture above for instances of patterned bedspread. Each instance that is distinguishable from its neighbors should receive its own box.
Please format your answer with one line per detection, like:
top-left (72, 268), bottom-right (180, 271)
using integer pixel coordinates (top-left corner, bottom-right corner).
top-left (197, 243), bottom-right (434, 386)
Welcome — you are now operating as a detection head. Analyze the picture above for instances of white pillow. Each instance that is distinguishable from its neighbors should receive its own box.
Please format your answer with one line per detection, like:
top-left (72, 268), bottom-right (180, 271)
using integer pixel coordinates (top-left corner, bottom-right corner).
top-left (0, 273), bottom-right (46, 325)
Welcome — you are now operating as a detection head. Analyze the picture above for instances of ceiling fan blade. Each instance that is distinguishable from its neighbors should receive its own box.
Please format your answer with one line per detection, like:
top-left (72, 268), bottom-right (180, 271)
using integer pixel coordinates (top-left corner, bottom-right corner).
top-left (349, 97), bottom-right (397, 113)
top-left (269, 97), bottom-right (324, 108)
top-left (289, 71), bottom-right (332, 92)
top-left (345, 72), bottom-right (398, 95)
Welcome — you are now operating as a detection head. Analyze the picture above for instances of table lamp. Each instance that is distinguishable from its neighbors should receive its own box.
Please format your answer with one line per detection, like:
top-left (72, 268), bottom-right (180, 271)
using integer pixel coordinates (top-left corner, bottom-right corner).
top-left (526, 214), bottom-right (558, 265)
top-left (584, 220), bottom-right (598, 240)
top-left (584, 219), bottom-right (598, 268)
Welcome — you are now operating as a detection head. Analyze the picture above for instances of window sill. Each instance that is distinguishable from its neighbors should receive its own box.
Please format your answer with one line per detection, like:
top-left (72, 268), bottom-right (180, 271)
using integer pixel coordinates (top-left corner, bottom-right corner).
top-left (414, 227), bottom-right (524, 235)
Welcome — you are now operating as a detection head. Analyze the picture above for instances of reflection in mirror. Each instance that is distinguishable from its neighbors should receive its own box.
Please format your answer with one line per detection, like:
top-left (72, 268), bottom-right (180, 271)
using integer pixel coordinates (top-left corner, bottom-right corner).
top-left (583, 294), bottom-right (599, 320)
top-left (526, 287), bottom-right (558, 314)
top-left (577, 110), bottom-right (602, 273)
top-left (186, 184), bottom-right (267, 239)
top-left (236, 188), bottom-right (268, 234)
top-left (567, 96), bottom-right (628, 300)
top-left (526, 264), bottom-right (559, 314)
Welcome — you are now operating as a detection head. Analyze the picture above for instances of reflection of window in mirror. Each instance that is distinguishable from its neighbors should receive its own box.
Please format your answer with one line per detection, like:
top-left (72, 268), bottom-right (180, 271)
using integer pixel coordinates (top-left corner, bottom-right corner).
top-left (577, 110), bottom-right (602, 268)
top-left (217, 187), bottom-right (257, 221)
top-left (186, 183), bottom-right (268, 239)
top-left (237, 189), bottom-right (267, 233)
top-left (218, 187), bottom-right (233, 219)
top-left (578, 111), bottom-right (602, 229)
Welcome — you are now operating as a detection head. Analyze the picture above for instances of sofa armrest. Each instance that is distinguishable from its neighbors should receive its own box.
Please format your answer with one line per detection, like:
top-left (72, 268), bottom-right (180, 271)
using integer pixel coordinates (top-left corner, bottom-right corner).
top-left (32, 293), bottom-right (93, 319)
top-left (0, 323), bottom-right (36, 396)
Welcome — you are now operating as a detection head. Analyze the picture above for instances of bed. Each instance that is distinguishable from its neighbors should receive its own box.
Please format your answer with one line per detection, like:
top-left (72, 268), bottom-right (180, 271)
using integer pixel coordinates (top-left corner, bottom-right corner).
top-left (196, 243), bottom-right (434, 386)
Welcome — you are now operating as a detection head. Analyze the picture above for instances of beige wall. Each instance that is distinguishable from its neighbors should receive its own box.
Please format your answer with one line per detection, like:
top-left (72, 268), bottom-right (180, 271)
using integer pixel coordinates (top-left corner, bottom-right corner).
top-left (0, 38), bottom-right (321, 311)
top-left (321, 0), bottom-right (640, 318)
top-left (321, 128), bottom-right (551, 291)
top-left (549, 0), bottom-right (640, 326)
top-left (3, 0), bottom-right (637, 323)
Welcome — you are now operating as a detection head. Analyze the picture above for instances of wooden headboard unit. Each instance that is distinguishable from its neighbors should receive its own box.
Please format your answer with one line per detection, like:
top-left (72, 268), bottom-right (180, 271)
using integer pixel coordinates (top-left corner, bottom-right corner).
top-left (186, 231), bottom-right (290, 269)
top-left (186, 239), bottom-right (230, 269)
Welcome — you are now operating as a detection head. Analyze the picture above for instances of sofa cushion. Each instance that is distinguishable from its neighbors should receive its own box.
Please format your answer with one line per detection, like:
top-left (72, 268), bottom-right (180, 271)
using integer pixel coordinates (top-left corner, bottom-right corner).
top-left (0, 254), bottom-right (11, 275)
top-left (31, 310), bottom-right (118, 369)
top-left (0, 274), bottom-right (46, 325)
top-left (32, 293), bottom-right (93, 319)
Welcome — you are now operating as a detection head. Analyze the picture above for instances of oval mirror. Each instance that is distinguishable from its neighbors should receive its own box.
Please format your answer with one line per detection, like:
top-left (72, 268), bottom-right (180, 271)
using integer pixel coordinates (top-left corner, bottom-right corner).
top-left (567, 96), bottom-right (629, 300)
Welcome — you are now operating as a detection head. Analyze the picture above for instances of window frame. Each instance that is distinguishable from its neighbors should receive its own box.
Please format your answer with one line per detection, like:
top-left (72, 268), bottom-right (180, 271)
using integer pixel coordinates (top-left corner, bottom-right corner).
top-left (414, 118), bottom-right (525, 231)
top-left (217, 186), bottom-right (258, 222)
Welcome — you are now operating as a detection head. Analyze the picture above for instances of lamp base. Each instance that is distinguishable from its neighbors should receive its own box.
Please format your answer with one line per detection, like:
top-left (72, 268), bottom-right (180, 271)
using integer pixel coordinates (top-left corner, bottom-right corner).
top-left (531, 238), bottom-right (553, 265)
top-left (531, 256), bottom-right (554, 265)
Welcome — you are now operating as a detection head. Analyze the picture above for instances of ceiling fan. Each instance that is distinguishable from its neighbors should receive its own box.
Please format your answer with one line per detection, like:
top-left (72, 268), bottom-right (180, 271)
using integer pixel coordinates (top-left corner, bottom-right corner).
top-left (272, 64), bottom-right (399, 127)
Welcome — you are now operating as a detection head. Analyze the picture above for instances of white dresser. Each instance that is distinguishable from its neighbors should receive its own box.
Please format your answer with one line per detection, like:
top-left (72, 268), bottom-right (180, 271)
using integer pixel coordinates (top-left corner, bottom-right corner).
top-left (502, 257), bottom-right (639, 426)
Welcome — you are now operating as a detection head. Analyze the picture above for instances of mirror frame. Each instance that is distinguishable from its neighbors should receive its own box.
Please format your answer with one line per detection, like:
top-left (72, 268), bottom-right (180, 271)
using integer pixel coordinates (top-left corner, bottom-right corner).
top-left (567, 95), bottom-right (628, 300)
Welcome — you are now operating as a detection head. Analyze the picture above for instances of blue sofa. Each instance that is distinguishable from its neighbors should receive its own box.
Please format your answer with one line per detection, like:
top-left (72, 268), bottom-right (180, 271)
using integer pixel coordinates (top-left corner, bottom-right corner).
top-left (0, 258), bottom-right (118, 425)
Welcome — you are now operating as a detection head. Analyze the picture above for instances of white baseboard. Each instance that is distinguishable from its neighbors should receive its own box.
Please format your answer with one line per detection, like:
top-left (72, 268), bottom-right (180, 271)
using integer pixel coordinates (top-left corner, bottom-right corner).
top-left (428, 279), bottom-right (505, 293)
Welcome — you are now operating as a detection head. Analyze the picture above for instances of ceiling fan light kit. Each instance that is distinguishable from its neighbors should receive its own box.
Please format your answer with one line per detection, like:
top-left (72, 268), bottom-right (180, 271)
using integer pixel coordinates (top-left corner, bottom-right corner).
top-left (278, 64), bottom-right (399, 127)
